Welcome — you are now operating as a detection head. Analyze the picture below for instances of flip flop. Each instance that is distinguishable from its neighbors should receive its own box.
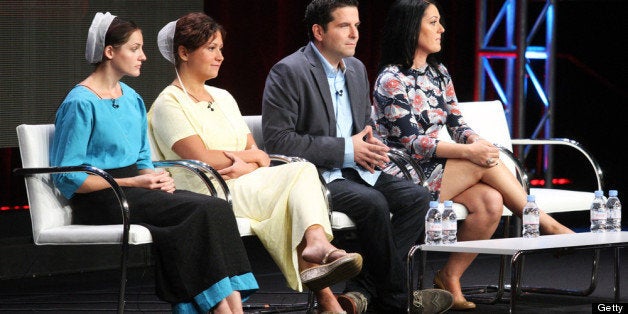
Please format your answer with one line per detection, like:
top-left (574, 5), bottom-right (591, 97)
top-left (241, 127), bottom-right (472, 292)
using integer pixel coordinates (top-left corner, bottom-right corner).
top-left (300, 249), bottom-right (363, 291)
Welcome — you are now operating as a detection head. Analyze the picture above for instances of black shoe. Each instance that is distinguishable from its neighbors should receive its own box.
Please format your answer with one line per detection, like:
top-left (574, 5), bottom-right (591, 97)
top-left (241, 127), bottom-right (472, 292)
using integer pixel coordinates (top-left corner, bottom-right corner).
top-left (410, 289), bottom-right (454, 314)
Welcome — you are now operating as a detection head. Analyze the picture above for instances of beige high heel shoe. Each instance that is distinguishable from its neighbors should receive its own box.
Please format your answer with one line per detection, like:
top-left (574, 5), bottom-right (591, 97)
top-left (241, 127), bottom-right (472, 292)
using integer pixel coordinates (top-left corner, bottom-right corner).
top-left (433, 270), bottom-right (476, 310)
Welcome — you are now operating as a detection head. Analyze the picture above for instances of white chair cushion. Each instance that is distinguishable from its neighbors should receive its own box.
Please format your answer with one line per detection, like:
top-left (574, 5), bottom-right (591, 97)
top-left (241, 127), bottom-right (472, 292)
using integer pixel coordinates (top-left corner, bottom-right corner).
top-left (330, 211), bottom-right (357, 230)
top-left (17, 124), bottom-right (153, 247)
top-left (530, 188), bottom-right (594, 214)
top-left (236, 217), bottom-right (255, 237)
top-left (36, 224), bottom-right (153, 245)
top-left (243, 115), bottom-right (265, 151)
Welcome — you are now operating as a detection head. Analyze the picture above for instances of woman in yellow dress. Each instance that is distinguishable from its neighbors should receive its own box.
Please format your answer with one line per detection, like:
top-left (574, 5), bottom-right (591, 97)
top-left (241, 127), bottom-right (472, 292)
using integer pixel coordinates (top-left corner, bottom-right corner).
top-left (148, 12), bottom-right (362, 313)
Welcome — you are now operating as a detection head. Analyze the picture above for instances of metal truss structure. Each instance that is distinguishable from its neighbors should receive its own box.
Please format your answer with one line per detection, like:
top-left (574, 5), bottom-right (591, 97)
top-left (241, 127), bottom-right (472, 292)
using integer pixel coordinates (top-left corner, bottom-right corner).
top-left (474, 0), bottom-right (557, 185)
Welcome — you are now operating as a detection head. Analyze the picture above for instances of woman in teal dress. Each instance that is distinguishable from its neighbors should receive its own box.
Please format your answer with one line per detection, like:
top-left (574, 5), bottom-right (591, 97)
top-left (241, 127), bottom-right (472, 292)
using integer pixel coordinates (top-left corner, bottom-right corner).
top-left (50, 12), bottom-right (257, 313)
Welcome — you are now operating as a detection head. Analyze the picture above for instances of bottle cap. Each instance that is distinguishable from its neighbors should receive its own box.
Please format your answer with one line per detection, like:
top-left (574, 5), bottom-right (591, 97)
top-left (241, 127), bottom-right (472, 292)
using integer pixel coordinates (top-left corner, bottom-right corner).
top-left (444, 200), bottom-right (453, 207)
top-left (594, 190), bottom-right (603, 197)
top-left (526, 194), bottom-right (535, 202)
top-left (429, 201), bottom-right (439, 208)
top-left (609, 190), bottom-right (618, 197)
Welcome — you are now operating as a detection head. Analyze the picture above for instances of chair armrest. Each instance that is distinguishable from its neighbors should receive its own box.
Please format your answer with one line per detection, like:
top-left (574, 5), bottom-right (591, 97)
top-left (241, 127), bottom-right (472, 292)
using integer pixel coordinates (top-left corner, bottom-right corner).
top-left (13, 165), bottom-right (132, 242)
top-left (157, 159), bottom-right (232, 205)
top-left (269, 154), bottom-right (309, 164)
top-left (511, 138), bottom-right (603, 191)
top-left (385, 148), bottom-right (428, 187)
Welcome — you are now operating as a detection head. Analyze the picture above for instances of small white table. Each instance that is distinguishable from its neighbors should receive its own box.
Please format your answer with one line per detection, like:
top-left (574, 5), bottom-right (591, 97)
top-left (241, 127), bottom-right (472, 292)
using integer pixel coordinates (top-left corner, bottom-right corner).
top-left (407, 232), bottom-right (628, 313)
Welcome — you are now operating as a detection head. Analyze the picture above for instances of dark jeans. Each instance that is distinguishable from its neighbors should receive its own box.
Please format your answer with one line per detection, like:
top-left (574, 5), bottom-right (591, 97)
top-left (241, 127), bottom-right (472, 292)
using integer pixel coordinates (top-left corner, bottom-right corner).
top-left (328, 169), bottom-right (430, 313)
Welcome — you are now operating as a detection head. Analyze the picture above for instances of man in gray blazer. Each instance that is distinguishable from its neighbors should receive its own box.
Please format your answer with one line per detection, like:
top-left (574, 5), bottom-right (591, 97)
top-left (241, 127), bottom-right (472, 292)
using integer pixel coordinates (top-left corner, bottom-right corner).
top-left (262, 1), bottom-right (453, 313)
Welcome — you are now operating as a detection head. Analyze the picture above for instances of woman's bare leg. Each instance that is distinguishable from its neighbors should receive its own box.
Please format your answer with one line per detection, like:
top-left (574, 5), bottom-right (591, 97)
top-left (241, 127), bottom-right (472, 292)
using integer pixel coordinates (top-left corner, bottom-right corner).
top-left (442, 159), bottom-right (573, 235)
top-left (225, 291), bottom-right (243, 314)
top-left (299, 225), bottom-right (345, 264)
top-left (438, 180), bottom-right (503, 304)
top-left (297, 225), bottom-right (345, 312)
top-left (212, 298), bottom-right (233, 314)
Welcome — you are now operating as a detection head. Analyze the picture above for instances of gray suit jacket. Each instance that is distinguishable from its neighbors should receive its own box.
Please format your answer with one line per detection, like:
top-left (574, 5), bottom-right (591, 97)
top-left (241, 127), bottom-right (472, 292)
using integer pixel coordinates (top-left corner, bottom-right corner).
top-left (262, 44), bottom-right (373, 171)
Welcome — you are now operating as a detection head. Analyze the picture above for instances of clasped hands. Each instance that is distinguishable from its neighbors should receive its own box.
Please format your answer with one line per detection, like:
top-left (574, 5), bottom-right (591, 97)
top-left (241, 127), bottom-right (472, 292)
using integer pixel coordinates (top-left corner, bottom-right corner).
top-left (136, 170), bottom-right (176, 193)
top-left (352, 125), bottom-right (390, 173)
top-left (219, 145), bottom-right (269, 180)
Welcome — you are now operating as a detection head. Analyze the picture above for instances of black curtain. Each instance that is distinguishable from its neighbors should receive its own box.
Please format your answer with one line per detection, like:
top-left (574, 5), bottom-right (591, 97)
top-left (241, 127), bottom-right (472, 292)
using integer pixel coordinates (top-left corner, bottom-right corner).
top-left (204, 0), bottom-right (477, 115)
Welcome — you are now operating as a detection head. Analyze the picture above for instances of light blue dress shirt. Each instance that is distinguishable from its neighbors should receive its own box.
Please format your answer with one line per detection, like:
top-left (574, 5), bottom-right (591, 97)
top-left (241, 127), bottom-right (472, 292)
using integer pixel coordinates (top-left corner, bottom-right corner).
top-left (310, 42), bottom-right (380, 186)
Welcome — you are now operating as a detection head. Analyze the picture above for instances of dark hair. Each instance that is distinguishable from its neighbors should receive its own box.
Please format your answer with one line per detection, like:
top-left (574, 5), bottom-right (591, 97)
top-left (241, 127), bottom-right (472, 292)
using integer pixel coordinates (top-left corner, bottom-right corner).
top-left (174, 12), bottom-right (226, 66)
top-left (304, 0), bottom-right (359, 41)
top-left (378, 0), bottom-right (443, 75)
top-left (96, 17), bottom-right (140, 66)
top-left (105, 17), bottom-right (141, 49)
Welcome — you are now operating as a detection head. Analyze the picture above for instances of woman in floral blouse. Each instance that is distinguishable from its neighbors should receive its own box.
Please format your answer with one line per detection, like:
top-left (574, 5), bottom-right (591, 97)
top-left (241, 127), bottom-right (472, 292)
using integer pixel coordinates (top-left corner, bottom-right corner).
top-left (372, 0), bottom-right (574, 310)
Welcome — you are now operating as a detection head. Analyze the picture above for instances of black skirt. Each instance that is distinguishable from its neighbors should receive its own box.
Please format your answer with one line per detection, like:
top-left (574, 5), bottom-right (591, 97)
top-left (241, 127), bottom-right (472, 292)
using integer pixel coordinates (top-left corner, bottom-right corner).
top-left (70, 165), bottom-right (254, 303)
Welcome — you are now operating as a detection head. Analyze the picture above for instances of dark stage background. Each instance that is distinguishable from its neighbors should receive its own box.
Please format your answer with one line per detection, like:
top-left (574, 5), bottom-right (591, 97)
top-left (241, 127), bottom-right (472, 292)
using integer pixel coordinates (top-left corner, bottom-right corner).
top-left (0, 0), bottom-right (626, 257)
top-left (203, 0), bottom-right (627, 204)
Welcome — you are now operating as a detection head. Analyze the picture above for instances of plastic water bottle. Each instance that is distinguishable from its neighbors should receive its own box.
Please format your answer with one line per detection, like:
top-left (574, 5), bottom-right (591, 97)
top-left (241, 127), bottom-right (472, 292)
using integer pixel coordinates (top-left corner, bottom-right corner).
top-left (606, 190), bottom-right (622, 232)
top-left (425, 201), bottom-right (442, 245)
top-left (441, 200), bottom-right (457, 244)
top-left (522, 194), bottom-right (540, 238)
top-left (590, 190), bottom-right (607, 233)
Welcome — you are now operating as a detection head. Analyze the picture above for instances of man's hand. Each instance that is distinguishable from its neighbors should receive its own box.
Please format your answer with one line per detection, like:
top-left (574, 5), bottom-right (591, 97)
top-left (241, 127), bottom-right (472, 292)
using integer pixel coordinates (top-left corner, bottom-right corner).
top-left (352, 125), bottom-right (390, 173)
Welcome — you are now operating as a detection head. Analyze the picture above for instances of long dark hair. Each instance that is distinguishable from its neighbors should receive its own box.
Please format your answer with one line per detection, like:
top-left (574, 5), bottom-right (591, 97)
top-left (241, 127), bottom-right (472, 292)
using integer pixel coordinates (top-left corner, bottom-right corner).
top-left (378, 0), bottom-right (444, 77)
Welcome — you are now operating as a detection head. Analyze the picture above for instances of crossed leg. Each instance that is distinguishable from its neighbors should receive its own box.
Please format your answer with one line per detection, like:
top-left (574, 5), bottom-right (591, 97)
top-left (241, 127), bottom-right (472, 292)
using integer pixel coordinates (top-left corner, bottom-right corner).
top-left (437, 183), bottom-right (503, 306)
top-left (435, 157), bottom-right (573, 306)
top-left (298, 224), bottom-right (351, 312)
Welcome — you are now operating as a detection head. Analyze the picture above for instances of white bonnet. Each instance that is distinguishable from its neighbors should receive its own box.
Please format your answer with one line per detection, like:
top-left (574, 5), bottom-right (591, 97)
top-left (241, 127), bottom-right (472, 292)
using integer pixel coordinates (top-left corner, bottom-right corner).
top-left (157, 20), bottom-right (178, 64)
top-left (85, 12), bottom-right (116, 64)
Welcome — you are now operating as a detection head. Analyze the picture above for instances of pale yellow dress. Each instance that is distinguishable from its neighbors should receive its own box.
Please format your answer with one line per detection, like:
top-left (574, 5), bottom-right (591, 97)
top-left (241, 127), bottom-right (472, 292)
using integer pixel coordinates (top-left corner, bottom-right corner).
top-left (148, 85), bottom-right (333, 291)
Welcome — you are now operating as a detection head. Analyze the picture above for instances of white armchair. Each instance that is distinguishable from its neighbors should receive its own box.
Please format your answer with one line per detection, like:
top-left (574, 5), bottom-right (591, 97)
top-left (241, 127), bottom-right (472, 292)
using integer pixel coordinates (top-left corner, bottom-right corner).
top-left (405, 100), bottom-right (605, 305)
top-left (14, 124), bottom-right (226, 313)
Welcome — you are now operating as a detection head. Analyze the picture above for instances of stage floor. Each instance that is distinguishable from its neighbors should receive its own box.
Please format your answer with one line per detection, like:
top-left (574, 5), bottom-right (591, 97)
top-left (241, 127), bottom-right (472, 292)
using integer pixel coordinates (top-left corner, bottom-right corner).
top-left (0, 232), bottom-right (625, 313)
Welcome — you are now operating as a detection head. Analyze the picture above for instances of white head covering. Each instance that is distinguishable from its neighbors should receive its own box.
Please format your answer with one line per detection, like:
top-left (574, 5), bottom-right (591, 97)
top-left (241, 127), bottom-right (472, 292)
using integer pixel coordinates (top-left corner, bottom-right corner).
top-left (157, 19), bottom-right (196, 105)
top-left (85, 12), bottom-right (116, 64)
top-left (158, 20), bottom-right (178, 64)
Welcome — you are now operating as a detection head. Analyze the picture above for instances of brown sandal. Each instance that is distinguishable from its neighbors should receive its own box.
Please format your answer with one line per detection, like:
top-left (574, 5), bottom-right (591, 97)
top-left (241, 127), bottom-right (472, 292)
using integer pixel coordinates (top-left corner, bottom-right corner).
top-left (337, 291), bottom-right (368, 314)
top-left (300, 249), bottom-right (363, 291)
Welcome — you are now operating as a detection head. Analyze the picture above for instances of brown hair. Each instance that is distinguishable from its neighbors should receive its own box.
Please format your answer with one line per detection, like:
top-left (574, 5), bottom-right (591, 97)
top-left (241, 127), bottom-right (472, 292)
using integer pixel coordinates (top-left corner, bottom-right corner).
top-left (174, 12), bottom-right (226, 66)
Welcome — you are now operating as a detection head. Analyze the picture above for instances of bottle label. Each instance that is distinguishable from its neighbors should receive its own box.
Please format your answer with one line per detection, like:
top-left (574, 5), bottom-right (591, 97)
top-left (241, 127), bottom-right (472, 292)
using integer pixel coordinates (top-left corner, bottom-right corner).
top-left (442, 221), bottom-right (456, 230)
top-left (608, 210), bottom-right (622, 219)
top-left (522, 215), bottom-right (539, 225)
top-left (591, 212), bottom-right (607, 220)
top-left (426, 222), bottom-right (442, 232)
